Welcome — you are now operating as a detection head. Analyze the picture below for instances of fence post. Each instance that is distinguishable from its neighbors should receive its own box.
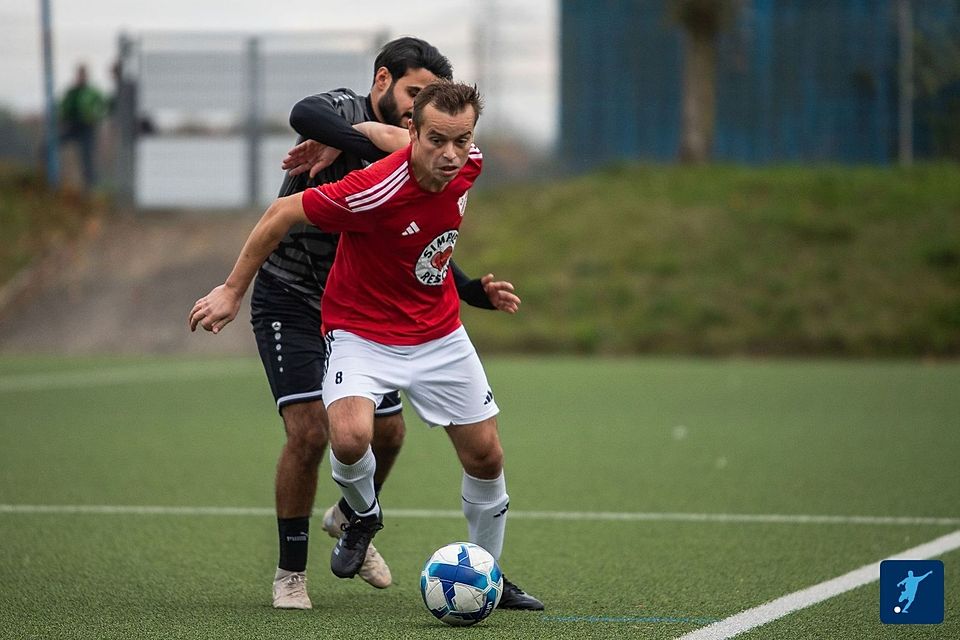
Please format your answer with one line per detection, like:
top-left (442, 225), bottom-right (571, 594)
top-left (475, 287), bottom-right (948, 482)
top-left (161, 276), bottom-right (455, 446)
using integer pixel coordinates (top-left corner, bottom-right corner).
top-left (39, 0), bottom-right (59, 188)
top-left (246, 36), bottom-right (262, 208)
top-left (114, 33), bottom-right (137, 210)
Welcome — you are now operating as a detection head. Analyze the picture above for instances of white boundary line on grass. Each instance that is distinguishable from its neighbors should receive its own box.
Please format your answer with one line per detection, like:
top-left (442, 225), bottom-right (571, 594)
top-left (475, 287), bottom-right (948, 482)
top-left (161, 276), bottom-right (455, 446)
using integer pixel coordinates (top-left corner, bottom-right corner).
top-left (676, 529), bottom-right (960, 640)
top-left (0, 504), bottom-right (958, 527)
top-left (0, 362), bottom-right (256, 392)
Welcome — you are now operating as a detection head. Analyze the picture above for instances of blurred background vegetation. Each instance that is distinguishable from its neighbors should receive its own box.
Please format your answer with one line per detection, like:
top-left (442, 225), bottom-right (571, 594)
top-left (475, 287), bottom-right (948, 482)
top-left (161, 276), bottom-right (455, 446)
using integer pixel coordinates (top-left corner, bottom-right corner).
top-left (0, 164), bottom-right (104, 290)
top-left (3, 159), bottom-right (956, 357)
top-left (461, 162), bottom-right (960, 357)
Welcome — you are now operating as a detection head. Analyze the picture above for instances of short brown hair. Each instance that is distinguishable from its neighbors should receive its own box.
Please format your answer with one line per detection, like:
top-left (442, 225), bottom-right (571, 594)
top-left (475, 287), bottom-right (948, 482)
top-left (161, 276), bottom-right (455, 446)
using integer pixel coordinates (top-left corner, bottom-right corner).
top-left (411, 81), bottom-right (484, 130)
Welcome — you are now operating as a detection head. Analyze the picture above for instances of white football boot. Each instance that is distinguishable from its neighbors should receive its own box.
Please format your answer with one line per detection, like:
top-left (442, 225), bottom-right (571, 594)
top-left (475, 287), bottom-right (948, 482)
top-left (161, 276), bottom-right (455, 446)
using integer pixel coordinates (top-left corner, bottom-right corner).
top-left (272, 570), bottom-right (312, 609)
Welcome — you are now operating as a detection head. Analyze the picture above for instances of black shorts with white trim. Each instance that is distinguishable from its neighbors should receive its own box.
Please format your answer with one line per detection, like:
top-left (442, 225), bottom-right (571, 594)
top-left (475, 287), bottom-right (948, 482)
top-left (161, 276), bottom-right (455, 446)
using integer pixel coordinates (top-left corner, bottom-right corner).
top-left (250, 270), bottom-right (401, 415)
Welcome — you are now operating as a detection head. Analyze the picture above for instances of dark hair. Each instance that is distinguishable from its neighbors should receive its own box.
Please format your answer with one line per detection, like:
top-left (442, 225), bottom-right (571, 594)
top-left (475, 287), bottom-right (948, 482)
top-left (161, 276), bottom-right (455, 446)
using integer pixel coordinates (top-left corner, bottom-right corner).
top-left (373, 37), bottom-right (453, 83)
top-left (411, 81), bottom-right (484, 130)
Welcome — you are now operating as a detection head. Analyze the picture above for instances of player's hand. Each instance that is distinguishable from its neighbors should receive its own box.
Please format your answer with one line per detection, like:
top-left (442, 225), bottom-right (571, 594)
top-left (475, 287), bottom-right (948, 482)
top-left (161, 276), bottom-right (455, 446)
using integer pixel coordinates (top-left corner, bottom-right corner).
top-left (281, 139), bottom-right (343, 178)
top-left (481, 274), bottom-right (521, 314)
top-left (188, 285), bottom-right (242, 334)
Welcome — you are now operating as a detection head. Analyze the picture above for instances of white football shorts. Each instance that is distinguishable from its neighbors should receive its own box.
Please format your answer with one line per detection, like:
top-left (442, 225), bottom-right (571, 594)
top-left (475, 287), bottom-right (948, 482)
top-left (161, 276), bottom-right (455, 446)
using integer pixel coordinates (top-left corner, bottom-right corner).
top-left (322, 325), bottom-right (500, 427)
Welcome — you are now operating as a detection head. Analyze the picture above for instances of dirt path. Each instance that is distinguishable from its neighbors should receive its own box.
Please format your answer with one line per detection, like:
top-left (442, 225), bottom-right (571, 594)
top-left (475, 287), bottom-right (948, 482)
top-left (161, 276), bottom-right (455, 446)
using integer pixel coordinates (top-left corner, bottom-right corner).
top-left (0, 211), bottom-right (264, 356)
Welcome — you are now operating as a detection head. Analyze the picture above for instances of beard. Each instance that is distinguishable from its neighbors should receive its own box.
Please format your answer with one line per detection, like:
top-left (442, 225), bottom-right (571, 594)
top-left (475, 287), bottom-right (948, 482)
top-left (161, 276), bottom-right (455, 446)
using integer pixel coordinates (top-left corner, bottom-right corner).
top-left (377, 82), bottom-right (407, 127)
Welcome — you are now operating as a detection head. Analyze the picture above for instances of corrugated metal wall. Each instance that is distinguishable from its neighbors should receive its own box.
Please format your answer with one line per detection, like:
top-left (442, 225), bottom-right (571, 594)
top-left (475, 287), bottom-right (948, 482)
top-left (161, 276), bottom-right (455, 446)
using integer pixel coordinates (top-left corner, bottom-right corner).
top-left (714, 0), bottom-right (897, 163)
top-left (560, 0), bottom-right (954, 166)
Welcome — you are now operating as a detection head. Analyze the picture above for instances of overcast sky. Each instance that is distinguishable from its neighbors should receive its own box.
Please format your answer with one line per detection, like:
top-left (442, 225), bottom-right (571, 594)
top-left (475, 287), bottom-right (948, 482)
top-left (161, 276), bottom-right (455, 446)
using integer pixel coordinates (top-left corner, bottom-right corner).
top-left (1, 0), bottom-right (557, 143)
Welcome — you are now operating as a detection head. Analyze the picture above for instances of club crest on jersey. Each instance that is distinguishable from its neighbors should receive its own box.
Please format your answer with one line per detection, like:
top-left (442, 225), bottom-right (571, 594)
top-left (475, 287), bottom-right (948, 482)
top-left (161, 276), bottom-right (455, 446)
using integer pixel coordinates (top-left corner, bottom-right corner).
top-left (415, 230), bottom-right (459, 286)
top-left (457, 192), bottom-right (469, 217)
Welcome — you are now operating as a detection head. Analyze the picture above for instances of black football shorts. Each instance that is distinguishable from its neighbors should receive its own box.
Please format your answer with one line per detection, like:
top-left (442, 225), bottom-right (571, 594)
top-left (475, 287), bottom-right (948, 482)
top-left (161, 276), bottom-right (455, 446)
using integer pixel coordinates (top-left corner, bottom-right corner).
top-left (250, 270), bottom-right (402, 415)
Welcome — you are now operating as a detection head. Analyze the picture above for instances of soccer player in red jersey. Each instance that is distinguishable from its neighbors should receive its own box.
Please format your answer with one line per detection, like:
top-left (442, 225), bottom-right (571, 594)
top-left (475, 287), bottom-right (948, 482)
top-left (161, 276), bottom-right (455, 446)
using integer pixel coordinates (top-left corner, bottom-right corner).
top-left (191, 39), bottom-right (520, 610)
top-left (190, 80), bottom-right (542, 610)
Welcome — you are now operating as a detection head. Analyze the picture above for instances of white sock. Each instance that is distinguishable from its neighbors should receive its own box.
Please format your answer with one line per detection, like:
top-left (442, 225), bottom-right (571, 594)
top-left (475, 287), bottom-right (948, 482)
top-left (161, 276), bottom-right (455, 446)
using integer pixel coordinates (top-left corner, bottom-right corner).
top-left (330, 446), bottom-right (380, 517)
top-left (461, 471), bottom-right (509, 561)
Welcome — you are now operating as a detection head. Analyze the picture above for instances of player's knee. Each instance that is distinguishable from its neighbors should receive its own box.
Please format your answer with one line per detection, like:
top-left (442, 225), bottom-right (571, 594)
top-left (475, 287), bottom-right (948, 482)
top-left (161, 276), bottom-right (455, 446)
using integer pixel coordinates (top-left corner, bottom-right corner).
top-left (329, 426), bottom-right (373, 462)
top-left (281, 401), bottom-right (329, 461)
top-left (462, 444), bottom-right (503, 479)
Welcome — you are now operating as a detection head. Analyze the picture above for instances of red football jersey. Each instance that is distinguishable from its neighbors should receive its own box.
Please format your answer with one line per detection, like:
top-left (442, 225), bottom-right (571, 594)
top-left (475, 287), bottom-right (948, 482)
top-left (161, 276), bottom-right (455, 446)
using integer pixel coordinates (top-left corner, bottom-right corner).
top-left (301, 144), bottom-right (483, 345)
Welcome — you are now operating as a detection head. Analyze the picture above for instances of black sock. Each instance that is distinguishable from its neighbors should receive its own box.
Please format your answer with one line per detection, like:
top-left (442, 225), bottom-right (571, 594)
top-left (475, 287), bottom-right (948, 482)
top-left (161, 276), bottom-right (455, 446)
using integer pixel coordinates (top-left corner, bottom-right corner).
top-left (277, 516), bottom-right (310, 572)
top-left (337, 497), bottom-right (355, 519)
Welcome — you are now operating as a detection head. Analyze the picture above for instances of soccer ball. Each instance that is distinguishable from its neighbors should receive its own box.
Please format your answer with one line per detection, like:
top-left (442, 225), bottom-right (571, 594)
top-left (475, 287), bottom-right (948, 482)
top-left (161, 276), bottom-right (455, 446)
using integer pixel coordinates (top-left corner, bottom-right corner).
top-left (420, 542), bottom-right (503, 626)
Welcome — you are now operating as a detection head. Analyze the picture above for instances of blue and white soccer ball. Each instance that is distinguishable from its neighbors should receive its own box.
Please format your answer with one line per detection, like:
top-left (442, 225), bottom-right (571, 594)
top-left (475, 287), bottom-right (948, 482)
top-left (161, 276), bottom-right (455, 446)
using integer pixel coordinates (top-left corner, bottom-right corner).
top-left (420, 542), bottom-right (503, 626)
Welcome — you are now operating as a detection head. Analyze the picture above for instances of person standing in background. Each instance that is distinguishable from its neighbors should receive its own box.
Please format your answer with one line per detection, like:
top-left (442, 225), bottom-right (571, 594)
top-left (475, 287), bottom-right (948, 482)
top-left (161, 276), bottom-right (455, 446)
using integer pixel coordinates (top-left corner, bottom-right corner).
top-left (60, 64), bottom-right (106, 191)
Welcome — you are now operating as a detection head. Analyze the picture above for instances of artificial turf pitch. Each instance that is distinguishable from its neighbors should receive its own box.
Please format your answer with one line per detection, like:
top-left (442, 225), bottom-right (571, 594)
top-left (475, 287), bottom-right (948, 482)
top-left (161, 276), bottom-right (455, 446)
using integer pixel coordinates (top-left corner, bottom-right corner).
top-left (1, 356), bottom-right (957, 639)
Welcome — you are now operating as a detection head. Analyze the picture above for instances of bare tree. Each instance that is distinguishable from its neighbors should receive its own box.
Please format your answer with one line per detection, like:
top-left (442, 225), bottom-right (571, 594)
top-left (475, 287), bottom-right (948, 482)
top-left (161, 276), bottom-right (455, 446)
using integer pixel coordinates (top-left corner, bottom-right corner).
top-left (669, 0), bottom-right (743, 164)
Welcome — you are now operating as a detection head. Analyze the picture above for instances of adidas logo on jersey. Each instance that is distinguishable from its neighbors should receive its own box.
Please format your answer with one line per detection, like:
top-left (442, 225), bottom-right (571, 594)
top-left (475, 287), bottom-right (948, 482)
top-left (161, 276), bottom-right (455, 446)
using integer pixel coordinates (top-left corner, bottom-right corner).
top-left (402, 221), bottom-right (421, 236)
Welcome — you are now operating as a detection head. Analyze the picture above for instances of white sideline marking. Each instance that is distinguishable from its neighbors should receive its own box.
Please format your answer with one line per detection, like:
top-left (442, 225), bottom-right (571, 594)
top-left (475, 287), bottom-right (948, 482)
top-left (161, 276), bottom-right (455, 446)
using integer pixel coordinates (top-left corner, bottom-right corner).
top-left (676, 529), bottom-right (960, 640)
top-left (0, 504), bottom-right (958, 527)
top-left (0, 362), bottom-right (255, 392)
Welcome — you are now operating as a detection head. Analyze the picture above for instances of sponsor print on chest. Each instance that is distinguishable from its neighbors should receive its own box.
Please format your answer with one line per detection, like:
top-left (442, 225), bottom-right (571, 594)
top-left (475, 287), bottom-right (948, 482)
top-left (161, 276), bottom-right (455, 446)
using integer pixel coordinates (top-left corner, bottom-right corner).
top-left (406, 190), bottom-right (470, 286)
top-left (415, 229), bottom-right (459, 286)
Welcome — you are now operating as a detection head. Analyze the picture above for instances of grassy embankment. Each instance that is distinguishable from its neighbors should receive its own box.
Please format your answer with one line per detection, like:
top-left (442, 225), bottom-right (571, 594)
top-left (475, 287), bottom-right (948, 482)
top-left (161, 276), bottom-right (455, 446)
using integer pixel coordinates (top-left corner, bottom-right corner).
top-left (0, 166), bottom-right (103, 289)
top-left (1, 163), bottom-right (958, 356)
top-left (459, 163), bottom-right (960, 356)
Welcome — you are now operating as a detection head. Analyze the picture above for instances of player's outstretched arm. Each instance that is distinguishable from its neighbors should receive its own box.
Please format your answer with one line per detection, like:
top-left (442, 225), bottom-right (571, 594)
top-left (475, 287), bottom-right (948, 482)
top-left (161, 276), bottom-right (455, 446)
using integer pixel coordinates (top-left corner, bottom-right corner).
top-left (189, 193), bottom-right (308, 334)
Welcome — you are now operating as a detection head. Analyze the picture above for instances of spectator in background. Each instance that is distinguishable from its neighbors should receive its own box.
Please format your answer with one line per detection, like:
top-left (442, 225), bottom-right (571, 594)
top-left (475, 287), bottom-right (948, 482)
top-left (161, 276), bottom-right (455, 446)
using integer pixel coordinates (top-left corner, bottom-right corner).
top-left (60, 64), bottom-right (106, 190)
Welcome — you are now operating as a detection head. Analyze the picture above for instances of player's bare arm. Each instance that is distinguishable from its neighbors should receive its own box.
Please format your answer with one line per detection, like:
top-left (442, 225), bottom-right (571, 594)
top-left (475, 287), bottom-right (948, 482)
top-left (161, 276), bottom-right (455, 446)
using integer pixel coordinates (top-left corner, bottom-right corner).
top-left (189, 193), bottom-right (308, 334)
top-left (352, 121), bottom-right (409, 154)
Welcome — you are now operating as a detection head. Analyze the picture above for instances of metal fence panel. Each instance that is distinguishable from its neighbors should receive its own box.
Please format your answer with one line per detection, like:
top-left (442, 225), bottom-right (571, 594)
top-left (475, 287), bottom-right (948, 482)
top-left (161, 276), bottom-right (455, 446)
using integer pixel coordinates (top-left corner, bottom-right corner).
top-left (121, 30), bottom-right (380, 209)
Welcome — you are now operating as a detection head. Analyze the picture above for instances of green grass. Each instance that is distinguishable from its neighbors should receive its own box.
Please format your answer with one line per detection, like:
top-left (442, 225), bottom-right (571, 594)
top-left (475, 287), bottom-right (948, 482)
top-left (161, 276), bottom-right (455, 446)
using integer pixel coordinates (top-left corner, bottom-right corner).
top-left (0, 356), bottom-right (958, 638)
top-left (458, 163), bottom-right (960, 356)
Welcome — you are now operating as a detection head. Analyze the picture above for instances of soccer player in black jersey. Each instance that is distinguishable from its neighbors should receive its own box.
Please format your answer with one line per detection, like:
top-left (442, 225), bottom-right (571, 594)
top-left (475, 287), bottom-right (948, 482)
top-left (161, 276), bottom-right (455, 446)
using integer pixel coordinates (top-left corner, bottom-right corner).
top-left (189, 37), bottom-right (542, 612)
